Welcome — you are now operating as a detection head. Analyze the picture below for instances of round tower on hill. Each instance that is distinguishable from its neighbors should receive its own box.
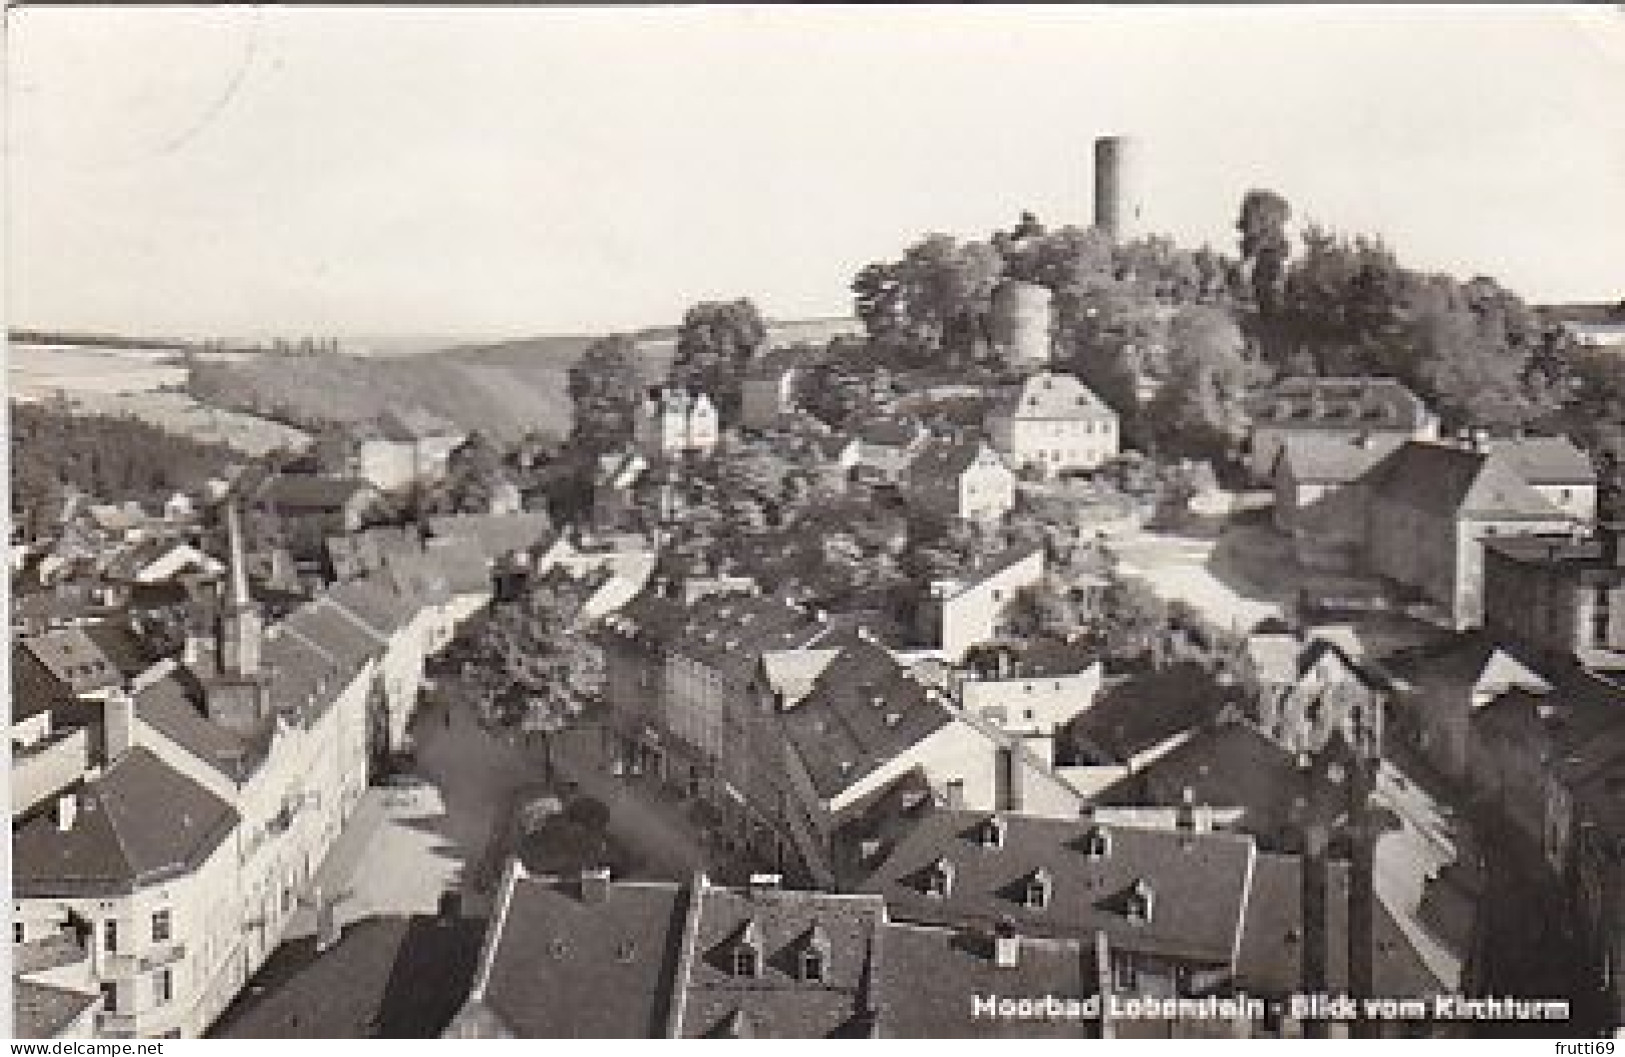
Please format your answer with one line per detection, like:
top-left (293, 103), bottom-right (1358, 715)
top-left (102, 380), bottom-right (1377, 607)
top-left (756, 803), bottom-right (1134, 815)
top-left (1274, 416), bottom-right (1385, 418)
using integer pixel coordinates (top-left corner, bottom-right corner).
top-left (990, 281), bottom-right (1054, 367)
top-left (1093, 135), bottom-right (1143, 242)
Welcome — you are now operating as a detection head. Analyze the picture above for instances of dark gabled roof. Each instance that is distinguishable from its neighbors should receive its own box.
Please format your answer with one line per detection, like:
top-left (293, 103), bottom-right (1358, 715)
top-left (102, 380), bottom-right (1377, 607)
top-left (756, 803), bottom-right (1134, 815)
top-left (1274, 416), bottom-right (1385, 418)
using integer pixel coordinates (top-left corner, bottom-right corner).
top-left (1275, 433), bottom-right (1406, 484)
top-left (778, 638), bottom-right (956, 802)
top-left (427, 512), bottom-right (554, 563)
top-left (681, 886), bottom-right (886, 1039)
top-left (1364, 441), bottom-right (1564, 520)
top-left (1483, 435), bottom-right (1597, 485)
top-left (257, 474), bottom-right (377, 511)
top-left (874, 923), bottom-right (1093, 1038)
top-left (476, 871), bottom-right (687, 1038)
top-left (135, 673), bottom-right (265, 783)
top-left (80, 621), bottom-right (159, 679)
top-left (906, 439), bottom-right (1006, 490)
top-left (859, 808), bottom-right (1257, 965)
top-left (1100, 720), bottom-right (1300, 843)
top-left (1067, 662), bottom-right (1231, 763)
top-left (13, 747), bottom-right (239, 898)
top-left (11, 644), bottom-right (84, 724)
top-left (11, 978), bottom-right (99, 1039)
top-left (1251, 376), bottom-right (1431, 430)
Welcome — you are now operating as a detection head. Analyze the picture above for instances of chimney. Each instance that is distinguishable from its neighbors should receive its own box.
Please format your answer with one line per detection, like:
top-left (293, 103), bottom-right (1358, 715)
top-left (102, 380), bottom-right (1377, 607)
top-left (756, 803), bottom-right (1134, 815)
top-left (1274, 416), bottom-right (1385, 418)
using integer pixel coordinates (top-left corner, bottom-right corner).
top-left (580, 866), bottom-right (612, 904)
top-left (1175, 786), bottom-right (1197, 831)
top-left (993, 920), bottom-right (1020, 968)
top-left (56, 793), bottom-right (78, 832)
top-left (104, 684), bottom-right (137, 761)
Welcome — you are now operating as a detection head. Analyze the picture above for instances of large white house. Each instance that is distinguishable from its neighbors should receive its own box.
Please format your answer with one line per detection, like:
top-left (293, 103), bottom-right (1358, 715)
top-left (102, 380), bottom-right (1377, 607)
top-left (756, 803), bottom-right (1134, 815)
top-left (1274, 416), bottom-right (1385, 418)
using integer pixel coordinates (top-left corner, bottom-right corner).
top-left (986, 372), bottom-right (1119, 478)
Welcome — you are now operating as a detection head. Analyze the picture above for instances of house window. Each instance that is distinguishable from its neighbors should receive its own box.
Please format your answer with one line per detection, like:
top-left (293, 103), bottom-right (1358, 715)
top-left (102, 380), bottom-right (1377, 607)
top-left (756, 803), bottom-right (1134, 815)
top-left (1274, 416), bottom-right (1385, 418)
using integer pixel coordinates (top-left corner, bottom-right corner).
top-left (1592, 587), bottom-right (1612, 649)
top-left (100, 983), bottom-right (119, 1015)
top-left (152, 910), bottom-right (172, 944)
top-left (103, 920), bottom-right (119, 954)
top-left (926, 857), bottom-right (956, 899)
top-left (732, 945), bottom-right (760, 978)
top-left (13, 921), bottom-right (24, 945)
top-left (154, 969), bottom-right (173, 1006)
top-left (800, 948), bottom-right (826, 983)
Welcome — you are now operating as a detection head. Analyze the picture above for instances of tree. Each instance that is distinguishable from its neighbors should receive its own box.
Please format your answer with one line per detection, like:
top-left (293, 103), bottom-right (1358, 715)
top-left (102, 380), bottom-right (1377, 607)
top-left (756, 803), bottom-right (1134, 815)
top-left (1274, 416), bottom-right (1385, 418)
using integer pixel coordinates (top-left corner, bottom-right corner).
top-left (851, 235), bottom-right (1003, 364)
top-left (1237, 189), bottom-right (1292, 315)
top-left (567, 334), bottom-right (642, 453)
top-left (1147, 306), bottom-right (1265, 458)
top-left (671, 299), bottom-right (767, 419)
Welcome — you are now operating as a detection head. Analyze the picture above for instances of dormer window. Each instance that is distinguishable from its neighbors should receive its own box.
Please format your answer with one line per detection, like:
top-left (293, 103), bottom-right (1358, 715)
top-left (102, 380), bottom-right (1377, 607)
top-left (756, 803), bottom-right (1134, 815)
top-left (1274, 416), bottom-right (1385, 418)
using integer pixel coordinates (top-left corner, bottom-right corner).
top-left (799, 922), bottom-right (831, 983)
top-left (1082, 824), bottom-right (1111, 859)
top-left (1024, 868), bottom-right (1053, 910)
top-left (1125, 878), bottom-right (1155, 924)
top-left (731, 919), bottom-right (762, 977)
top-left (979, 815), bottom-right (1006, 849)
top-left (926, 856), bottom-right (956, 899)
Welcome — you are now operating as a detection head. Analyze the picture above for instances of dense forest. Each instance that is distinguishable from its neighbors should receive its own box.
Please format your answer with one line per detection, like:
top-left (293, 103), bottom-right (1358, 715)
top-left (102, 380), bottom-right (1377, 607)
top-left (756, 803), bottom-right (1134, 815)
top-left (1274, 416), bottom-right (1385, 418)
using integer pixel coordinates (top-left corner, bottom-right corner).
top-left (9, 402), bottom-right (242, 535)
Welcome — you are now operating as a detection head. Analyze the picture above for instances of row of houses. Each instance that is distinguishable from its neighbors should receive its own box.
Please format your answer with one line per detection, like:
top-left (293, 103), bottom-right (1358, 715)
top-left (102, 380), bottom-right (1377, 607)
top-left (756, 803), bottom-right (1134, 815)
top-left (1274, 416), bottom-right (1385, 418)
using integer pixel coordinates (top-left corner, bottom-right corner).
top-left (9, 503), bottom-right (498, 1039)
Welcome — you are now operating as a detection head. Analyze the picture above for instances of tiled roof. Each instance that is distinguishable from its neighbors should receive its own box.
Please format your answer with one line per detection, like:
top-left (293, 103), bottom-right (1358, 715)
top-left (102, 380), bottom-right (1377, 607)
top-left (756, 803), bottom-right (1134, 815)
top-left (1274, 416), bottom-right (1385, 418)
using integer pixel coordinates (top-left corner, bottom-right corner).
top-left (11, 643), bottom-right (87, 724)
top-left (282, 597), bottom-right (383, 675)
top-left (680, 886), bottom-right (886, 1038)
top-left (856, 417), bottom-right (924, 449)
top-left (422, 537), bottom-right (493, 596)
top-left (135, 673), bottom-right (265, 782)
top-left (778, 638), bottom-right (956, 802)
top-left (326, 577), bottom-right (421, 637)
top-left (427, 513), bottom-right (554, 562)
top-left (1365, 442), bottom-right (1564, 520)
top-left (262, 626), bottom-right (347, 721)
top-left (1275, 433), bottom-right (1406, 483)
top-left (81, 621), bottom-right (159, 679)
top-left (991, 372), bottom-right (1116, 421)
top-left (1236, 854), bottom-right (1445, 998)
top-left (11, 978), bottom-right (99, 1039)
top-left (257, 475), bottom-right (376, 511)
top-left (874, 922), bottom-right (1093, 1038)
top-left (1251, 377), bottom-right (1431, 430)
top-left (1483, 435), bottom-right (1596, 485)
top-left (13, 746), bottom-right (239, 898)
top-left (906, 439), bottom-right (1007, 490)
top-left (475, 870), bottom-right (687, 1038)
top-left (666, 594), bottom-right (831, 688)
top-left (859, 808), bottom-right (1257, 965)
top-left (20, 628), bottom-right (121, 696)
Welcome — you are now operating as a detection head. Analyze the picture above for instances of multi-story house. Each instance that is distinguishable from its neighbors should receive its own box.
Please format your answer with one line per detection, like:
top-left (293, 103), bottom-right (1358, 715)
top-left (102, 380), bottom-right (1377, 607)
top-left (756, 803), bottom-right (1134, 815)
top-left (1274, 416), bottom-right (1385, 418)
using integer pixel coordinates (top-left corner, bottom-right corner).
top-left (633, 388), bottom-right (719, 460)
top-left (903, 439), bottom-right (1016, 524)
top-left (1482, 524), bottom-right (1624, 670)
top-left (1271, 433), bottom-right (1405, 571)
top-left (1245, 376), bottom-right (1439, 484)
top-left (851, 417), bottom-right (929, 485)
top-left (355, 407), bottom-right (467, 494)
top-left (10, 502), bottom-right (492, 1039)
top-left (985, 371), bottom-right (1119, 479)
top-left (1362, 439), bottom-right (1589, 629)
top-left (916, 545), bottom-right (1045, 662)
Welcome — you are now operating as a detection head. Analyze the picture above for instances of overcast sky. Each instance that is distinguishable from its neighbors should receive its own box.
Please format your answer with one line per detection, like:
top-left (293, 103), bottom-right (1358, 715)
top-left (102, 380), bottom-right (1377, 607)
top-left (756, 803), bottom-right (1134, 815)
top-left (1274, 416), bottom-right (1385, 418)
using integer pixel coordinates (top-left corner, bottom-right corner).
top-left (8, 5), bottom-right (1624, 341)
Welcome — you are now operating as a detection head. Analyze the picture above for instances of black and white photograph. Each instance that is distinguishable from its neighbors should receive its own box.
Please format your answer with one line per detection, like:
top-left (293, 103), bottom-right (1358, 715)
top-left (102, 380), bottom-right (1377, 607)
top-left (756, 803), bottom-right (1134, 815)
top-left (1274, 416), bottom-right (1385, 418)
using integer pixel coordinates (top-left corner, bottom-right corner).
top-left (4, 3), bottom-right (1624, 1042)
